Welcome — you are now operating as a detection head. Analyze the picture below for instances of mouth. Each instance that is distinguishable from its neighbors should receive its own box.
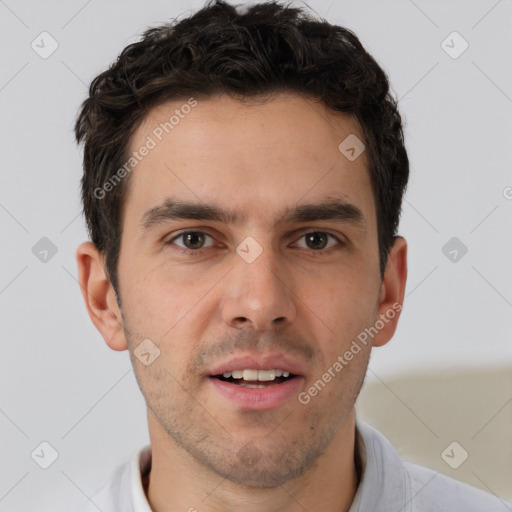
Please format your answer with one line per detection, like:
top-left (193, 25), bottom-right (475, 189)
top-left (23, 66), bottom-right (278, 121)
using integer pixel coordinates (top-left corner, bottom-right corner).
top-left (207, 356), bottom-right (305, 410)
top-left (212, 369), bottom-right (297, 388)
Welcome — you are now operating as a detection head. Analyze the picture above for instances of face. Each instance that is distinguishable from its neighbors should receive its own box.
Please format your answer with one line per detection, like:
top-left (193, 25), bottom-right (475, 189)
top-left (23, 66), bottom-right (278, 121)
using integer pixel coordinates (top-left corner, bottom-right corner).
top-left (85, 92), bottom-right (405, 487)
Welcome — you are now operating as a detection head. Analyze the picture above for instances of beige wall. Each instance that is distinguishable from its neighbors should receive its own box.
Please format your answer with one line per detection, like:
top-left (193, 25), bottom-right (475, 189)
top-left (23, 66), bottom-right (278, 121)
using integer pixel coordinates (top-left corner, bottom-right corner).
top-left (356, 367), bottom-right (512, 502)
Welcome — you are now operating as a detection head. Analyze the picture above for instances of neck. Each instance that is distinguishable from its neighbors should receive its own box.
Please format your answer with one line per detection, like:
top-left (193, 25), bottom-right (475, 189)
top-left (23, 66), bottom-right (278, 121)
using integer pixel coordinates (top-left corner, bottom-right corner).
top-left (145, 409), bottom-right (360, 512)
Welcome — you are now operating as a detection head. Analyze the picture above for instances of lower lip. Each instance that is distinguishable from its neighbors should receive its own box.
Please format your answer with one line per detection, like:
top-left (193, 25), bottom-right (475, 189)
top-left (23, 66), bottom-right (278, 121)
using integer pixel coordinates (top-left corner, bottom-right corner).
top-left (209, 376), bottom-right (304, 410)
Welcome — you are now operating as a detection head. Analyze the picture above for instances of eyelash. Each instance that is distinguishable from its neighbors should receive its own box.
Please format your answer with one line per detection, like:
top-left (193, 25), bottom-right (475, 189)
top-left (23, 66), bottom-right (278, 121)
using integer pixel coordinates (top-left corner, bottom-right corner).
top-left (165, 230), bottom-right (344, 256)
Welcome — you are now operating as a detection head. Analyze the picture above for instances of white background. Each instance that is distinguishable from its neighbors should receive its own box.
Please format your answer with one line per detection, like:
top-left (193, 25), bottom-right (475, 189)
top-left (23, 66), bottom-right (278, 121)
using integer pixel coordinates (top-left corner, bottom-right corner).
top-left (0, 0), bottom-right (511, 510)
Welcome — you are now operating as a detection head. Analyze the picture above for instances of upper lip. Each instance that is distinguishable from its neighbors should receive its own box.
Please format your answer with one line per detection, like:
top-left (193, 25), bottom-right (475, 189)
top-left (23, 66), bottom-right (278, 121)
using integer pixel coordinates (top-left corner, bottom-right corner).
top-left (207, 354), bottom-right (306, 376)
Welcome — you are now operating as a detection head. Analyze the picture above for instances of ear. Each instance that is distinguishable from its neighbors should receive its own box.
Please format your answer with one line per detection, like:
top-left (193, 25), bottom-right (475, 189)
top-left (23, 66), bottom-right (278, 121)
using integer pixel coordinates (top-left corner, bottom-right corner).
top-left (372, 236), bottom-right (407, 348)
top-left (76, 241), bottom-right (128, 351)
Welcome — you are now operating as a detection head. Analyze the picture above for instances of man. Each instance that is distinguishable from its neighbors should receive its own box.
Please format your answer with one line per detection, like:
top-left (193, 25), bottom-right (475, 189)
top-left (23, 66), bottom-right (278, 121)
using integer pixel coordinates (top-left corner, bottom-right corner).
top-left (74, 1), bottom-right (511, 510)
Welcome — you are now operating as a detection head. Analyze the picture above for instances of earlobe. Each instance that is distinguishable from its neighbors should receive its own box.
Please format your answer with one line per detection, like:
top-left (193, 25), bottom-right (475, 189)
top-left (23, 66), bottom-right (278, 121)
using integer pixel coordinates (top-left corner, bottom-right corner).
top-left (372, 236), bottom-right (408, 348)
top-left (76, 241), bottom-right (128, 351)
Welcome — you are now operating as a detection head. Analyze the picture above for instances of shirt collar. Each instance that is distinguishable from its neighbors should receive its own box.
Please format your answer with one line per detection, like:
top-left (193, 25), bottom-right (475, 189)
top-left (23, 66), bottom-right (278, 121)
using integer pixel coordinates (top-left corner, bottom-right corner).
top-left (131, 443), bottom-right (153, 512)
top-left (349, 417), bottom-right (412, 512)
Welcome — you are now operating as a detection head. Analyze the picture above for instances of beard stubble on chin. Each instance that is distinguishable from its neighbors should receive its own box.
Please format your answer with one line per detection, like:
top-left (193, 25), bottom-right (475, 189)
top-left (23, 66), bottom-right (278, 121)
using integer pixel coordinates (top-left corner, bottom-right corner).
top-left (128, 324), bottom-right (368, 488)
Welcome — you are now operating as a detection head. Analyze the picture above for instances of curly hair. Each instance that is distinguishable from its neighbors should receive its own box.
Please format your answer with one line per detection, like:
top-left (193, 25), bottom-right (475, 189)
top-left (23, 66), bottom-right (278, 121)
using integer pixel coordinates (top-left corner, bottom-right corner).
top-left (75, 0), bottom-right (409, 298)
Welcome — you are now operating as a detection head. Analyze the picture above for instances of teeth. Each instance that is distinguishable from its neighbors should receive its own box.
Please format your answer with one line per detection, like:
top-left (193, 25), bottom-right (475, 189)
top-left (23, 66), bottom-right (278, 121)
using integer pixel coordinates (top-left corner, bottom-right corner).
top-left (242, 369), bottom-right (259, 381)
top-left (220, 369), bottom-right (291, 381)
top-left (257, 369), bottom-right (276, 381)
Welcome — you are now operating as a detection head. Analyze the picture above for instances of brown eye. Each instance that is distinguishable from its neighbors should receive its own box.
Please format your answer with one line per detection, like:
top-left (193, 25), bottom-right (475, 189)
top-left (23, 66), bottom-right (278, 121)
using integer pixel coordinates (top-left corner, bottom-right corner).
top-left (296, 232), bottom-right (339, 251)
top-left (305, 232), bottom-right (328, 250)
top-left (182, 232), bottom-right (206, 250)
top-left (169, 231), bottom-right (214, 251)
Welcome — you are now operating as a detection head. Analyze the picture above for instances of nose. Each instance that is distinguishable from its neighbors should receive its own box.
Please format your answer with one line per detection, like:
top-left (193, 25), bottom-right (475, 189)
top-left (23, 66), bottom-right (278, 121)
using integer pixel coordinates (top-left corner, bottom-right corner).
top-left (220, 248), bottom-right (297, 331)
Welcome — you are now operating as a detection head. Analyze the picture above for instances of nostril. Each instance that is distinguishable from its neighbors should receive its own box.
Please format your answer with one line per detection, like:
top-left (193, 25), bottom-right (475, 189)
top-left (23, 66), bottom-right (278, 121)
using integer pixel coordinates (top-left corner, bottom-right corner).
top-left (233, 317), bottom-right (250, 326)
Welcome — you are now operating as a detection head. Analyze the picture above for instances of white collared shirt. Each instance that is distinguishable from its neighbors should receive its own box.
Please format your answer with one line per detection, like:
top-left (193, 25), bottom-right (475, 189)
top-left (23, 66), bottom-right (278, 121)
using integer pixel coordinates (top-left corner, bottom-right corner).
top-left (80, 418), bottom-right (511, 511)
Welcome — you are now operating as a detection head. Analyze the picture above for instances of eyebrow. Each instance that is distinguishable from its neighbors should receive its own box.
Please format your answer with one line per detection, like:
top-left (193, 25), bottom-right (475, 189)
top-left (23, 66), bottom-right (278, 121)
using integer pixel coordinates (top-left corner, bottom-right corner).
top-left (139, 197), bottom-right (366, 232)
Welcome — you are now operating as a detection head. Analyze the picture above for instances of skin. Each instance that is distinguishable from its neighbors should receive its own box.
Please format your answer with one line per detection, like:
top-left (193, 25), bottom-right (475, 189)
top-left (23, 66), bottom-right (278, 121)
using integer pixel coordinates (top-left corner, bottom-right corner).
top-left (77, 92), bottom-right (407, 512)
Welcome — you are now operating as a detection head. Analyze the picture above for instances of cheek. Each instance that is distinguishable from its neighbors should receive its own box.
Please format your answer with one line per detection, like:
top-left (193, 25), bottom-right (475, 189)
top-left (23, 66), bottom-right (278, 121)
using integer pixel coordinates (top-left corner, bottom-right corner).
top-left (299, 270), bottom-right (379, 340)
top-left (121, 277), bottom-right (217, 379)
top-left (120, 260), bottom-right (209, 338)
top-left (124, 315), bottom-right (195, 404)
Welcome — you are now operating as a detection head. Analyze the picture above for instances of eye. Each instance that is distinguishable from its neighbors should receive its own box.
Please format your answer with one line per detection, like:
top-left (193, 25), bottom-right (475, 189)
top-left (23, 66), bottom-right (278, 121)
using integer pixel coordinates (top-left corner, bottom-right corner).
top-left (168, 231), bottom-right (215, 251)
top-left (294, 231), bottom-right (341, 251)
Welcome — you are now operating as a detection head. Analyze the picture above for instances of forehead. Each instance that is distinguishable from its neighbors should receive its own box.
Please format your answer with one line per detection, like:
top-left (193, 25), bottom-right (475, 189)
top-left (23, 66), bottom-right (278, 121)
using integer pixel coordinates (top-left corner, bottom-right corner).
top-left (123, 92), bottom-right (375, 230)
